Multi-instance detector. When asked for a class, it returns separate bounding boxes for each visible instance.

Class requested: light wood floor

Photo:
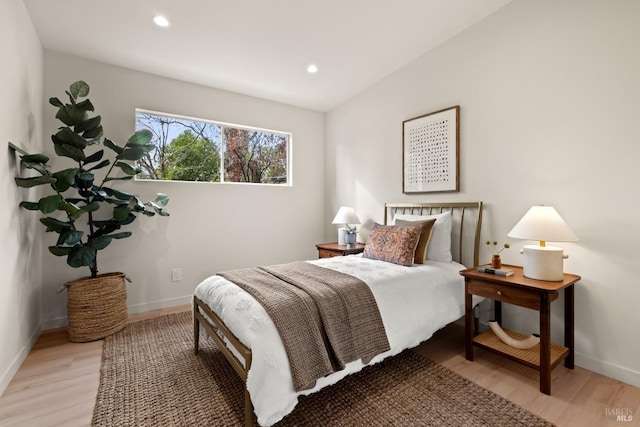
[1,306,638,427]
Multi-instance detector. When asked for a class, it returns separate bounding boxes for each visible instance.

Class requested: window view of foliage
[164,130,220,182]
[135,110,289,184]
[225,128,288,183]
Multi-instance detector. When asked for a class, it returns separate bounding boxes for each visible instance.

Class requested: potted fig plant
[12,81,169,342]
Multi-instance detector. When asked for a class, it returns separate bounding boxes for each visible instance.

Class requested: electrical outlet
[171,268,182,282]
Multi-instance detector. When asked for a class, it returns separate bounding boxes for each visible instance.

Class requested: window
[135,109,291,185]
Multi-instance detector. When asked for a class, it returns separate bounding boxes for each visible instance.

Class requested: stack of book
[477,266,514,276]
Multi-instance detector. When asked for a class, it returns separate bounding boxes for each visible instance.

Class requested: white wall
[41,52,326,328]
[326,0,640,387]
[0,0,43,396]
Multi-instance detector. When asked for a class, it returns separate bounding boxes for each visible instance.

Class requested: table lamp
[332,206,361,245]
[507,205,579,281]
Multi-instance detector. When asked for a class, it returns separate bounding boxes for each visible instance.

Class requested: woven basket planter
[66,272,128,342]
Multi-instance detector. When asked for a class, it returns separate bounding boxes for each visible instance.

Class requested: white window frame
[135,108,292,186]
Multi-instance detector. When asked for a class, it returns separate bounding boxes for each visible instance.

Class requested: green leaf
[120,213,136,226]
[38,195,63,214]
[155,193,169,206]
[113,205,131,221]
[94,189,107,198]
[89,236,112,251]
[40,217,72,233]
[79,202,100,214]
[19,201,40,210]
[76,171,94,189]
[74,99,94,112]
[115,161,139,175]
[104,176,133,182]
[21,153,49,164]
[55,105,87,127]
[103,138,123,154]
[117,145,153,161]
[52,168,77,192]
[54,106,73,126]
[78,189,94,198]
[53,141,85,162]
[67,245,96,268]
[107,232,132,239]
[53,127,88,149]
[104,198,128,206]
[82,125,103,140]
[127,129,153,146]
[49,97,63,107]
[14,176,56,188]
[102,187,133,201]
[76,115,101,132]
[84,149,104,164]
[92,220,121,236]
[87,159,110,171]
[57,230,84,246]
[136,197,146,211]
[146,201,170,216]
[69,81,89,99]
[60,201,82,219]
[49,246,73,256]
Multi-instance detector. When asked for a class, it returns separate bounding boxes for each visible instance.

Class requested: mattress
[194,255,482,426]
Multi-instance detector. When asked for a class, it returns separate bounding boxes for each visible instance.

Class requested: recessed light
[307,64,318,74]
[153,15,170,28]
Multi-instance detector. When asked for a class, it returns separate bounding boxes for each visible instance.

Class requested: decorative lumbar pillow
[363,223,422,266]
[394,210,452,263]
[395,218,436,264]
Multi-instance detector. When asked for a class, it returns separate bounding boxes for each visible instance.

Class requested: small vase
[345,233,357,247]
[491,255,502,269]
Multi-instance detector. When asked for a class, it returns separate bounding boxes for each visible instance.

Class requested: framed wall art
[402,105,459,194]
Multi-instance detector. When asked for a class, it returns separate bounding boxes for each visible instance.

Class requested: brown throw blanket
[218,261,390,391]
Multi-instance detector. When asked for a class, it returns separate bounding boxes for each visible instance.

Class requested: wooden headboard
[384,202,483,267]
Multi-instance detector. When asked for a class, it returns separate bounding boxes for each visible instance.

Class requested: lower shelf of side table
[473,328,569,370]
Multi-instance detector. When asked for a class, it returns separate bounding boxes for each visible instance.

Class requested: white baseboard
[0,324,42,398]
[127,295,193,314]
[575,352,640,388]
[41,315,68,331]
[40,295,193,331]
[454,318,640,388]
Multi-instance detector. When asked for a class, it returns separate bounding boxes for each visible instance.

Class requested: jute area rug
[93,311,554,426]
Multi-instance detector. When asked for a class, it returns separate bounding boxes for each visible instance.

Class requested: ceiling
[24,0,512,112]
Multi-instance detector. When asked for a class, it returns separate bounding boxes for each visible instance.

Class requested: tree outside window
[135,110,290,184]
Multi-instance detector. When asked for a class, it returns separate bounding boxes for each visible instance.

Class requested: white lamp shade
[507,205,578,243]
[331,206,361,226]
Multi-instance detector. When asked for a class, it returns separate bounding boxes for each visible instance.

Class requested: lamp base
[337,228,347,245]
[522,245,566,281]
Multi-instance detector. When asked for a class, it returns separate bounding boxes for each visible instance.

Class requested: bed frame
[193,201,483,427]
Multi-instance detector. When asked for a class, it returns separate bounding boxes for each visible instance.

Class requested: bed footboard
[193,296,256,427]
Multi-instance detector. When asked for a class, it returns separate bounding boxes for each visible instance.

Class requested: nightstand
[460,265,580,395]
[316,242,365,259]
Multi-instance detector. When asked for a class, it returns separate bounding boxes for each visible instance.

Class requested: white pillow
[393,210,452,263]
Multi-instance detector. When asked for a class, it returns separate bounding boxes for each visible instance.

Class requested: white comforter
[194,255,480,426]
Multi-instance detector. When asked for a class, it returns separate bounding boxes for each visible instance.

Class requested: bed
[193,201,483,426]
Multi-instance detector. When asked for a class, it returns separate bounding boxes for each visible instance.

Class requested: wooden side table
[316,242,365,259]
[460,265,580,395]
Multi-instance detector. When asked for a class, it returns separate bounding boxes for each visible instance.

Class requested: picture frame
[402,105,459,194]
